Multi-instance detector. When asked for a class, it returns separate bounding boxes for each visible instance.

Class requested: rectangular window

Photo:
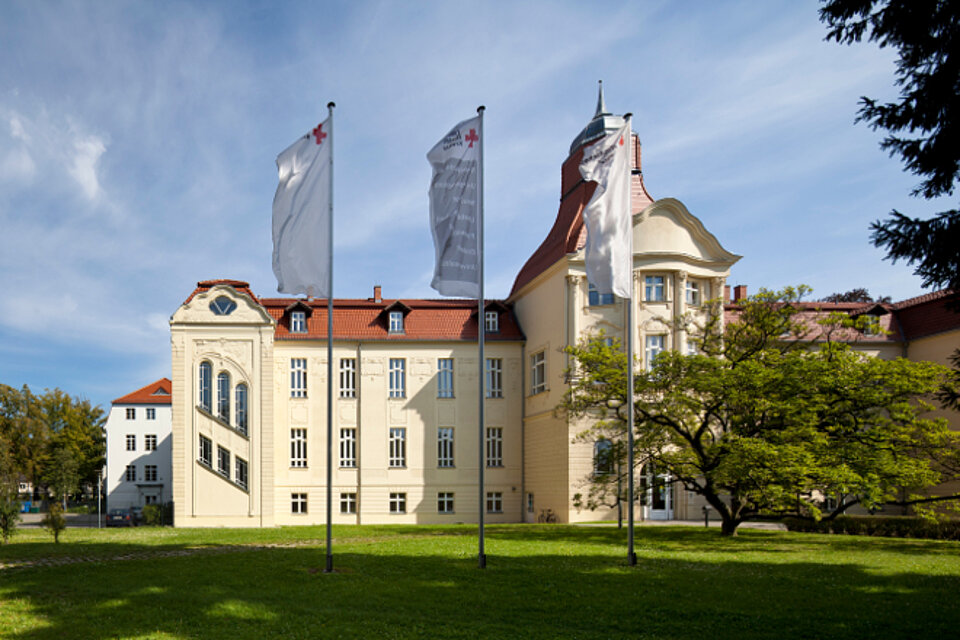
[291,310,307,333]
[339,358,356,398]
[339,428,357,468]
[290,428,307,468]
[126,407,135,420]
[146,407,156,420]
[145,434,157,451]
[437,358,454,398]
[645,335,665,370]
[588,283,615,306]
[125,465,136,482]
[438,492,455,514]
[235,384,248,435]
[292,493,307,514]
[486,491,503,513]
[685,280,700,306]
[645,275,665,302]
[530,351,546,395]
[144,465,158,482]
[235,457,248,490]
[126,434,136,451]
[291,358,307,398]
[484,310,499,333]
[686,339,698,356]
[486,358,503,398]
[389,428,406,468]
[389,358,405,398]
[389,492,406,514]
[340,492,357,514]
[217,373,230,422]
[389,310,404,333]
[198,435,212,467]
[437,427,454,468]
[527,493,534,513]
[486,427,503,467]
[217,446,230,478]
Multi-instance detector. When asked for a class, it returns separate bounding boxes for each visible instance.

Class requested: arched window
[594,439,614,475]
[217,372,231,423]
[199,361,212,412]
[235,383,248,435]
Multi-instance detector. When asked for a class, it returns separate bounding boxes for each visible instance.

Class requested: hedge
[783,515,960,541]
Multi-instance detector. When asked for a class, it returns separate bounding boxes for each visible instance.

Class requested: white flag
[272,116,332,298]
[428,115,482,298]
[579,120,632,298]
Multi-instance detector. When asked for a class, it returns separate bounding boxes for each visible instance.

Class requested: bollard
[702,505,711,527]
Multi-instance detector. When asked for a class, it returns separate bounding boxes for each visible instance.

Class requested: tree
[561,287,960,536]
[820,0,960,295]
[0,439,21,544]
[42,502,66,544]
[822,288,891,303]
[43,447,79,510]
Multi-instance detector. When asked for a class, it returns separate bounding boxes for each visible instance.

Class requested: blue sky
[0,1,946,411]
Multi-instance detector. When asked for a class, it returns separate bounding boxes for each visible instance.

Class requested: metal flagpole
[476,105,487,569]
[325,101,336,574]
[624,113,637,566]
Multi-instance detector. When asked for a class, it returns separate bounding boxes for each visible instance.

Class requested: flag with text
[428,115,482,298]
[272,116,332,297]
[579,120,632,298]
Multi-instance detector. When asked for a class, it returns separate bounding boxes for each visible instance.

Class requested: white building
[105,378,173,509]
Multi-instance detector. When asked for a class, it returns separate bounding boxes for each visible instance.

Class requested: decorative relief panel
[458,358,478,379]
[338,404,357,424]
[412,358,432,377]
[437,403,456,425]
[363,358,383,376]
[389,403,407,425]
[290,404,308,425]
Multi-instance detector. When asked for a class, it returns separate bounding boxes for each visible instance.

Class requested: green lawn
[1,524,959,639]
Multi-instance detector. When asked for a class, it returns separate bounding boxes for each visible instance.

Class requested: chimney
[374,285,382,303]
[724,285,731,304]
[733,285,747,302]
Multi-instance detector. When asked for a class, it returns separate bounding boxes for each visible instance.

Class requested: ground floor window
[340,492,357,514]
[389,492,406,514]
[292,493,308,514]
[437,492,454,513]
[486,491,503,513]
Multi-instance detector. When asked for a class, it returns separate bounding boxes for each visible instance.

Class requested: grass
[1,524,959,639]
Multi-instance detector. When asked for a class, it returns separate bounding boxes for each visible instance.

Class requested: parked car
[106,508,134,527]
[129,506,144,526]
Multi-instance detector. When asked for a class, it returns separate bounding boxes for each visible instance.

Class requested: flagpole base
[324,554,334,573]
[478,553,487,569]
[628,552,637,566]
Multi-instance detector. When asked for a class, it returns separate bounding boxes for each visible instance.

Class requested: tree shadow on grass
[1,534,959,640]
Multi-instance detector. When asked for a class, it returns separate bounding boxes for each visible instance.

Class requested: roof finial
[594,80,608,117]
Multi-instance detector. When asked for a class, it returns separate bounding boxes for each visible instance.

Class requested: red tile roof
[113,378,172,405]
[263,297,524,342]
[723,291,960,344]
[183,280,260,305]
[510,134,653,296]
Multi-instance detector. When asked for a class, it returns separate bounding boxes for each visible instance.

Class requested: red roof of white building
[112,378,172,405]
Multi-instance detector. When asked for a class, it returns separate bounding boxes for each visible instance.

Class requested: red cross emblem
[618,135,624,146]
[312,123,327,145]
[464,128,479,148]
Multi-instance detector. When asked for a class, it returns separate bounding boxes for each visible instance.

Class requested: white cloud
[68,133,106,201]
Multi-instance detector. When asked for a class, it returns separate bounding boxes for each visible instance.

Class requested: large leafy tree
[561,287,959,536]
[820,0,960,294]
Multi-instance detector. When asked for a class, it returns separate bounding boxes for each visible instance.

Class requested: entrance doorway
[644,465,673,520]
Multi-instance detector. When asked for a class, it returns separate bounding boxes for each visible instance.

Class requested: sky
[0,0,948,411]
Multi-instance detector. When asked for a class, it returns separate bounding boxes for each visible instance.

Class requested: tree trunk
[720,517,740,536]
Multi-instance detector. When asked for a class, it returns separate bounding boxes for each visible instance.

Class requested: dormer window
[862,315,881,336]
[210,296,237,316]
[389,311,404,333]
[291,311,307,333]
[484,310,499,333]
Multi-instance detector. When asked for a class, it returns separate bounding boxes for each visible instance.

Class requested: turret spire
[594,80,608,117]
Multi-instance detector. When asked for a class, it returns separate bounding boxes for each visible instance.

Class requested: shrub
[42,502,67,543]
[783,516,960,540]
